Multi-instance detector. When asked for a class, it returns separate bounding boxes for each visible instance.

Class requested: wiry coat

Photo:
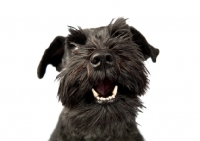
[37,18,159,141]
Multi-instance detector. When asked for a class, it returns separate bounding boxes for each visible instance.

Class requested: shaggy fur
[37,18,159,141]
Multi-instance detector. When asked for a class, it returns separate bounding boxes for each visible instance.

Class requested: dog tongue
[95,79,114,96]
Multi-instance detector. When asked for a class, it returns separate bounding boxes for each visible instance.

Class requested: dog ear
[129,26,159,62]
[37,36,66,79]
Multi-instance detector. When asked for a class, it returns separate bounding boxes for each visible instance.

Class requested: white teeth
[92,88,99,98]
[100,97,105,101]
[91,85,118,102]
[112,85,118,96]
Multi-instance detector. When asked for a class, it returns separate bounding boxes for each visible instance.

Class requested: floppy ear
[129,26,159,62]
[37,36,66,79]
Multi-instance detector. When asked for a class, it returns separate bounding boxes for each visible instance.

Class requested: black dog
[37,18,159,141]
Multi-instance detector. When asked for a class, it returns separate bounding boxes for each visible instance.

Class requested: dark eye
[72,47,79,55]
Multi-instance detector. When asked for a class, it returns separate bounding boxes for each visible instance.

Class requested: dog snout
[90,51,114,69]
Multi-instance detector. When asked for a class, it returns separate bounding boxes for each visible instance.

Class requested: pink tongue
[95,79,114,96]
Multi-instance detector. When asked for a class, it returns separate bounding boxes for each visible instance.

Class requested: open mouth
[91,79,118,103]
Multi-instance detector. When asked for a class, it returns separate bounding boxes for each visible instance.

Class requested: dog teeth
[92,88,99,98]
[100,97,105,100]
[112,85,118,96]
[92,85,118,102]
[111,95,115,99]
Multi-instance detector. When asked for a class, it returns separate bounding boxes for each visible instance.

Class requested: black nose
[90,51,114,69]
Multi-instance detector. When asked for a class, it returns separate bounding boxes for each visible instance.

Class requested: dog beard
[60,95,143,139]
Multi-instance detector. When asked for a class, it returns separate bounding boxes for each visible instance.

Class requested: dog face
[38,18,159,107]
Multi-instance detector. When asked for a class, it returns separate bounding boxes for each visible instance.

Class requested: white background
[0,0,200,141]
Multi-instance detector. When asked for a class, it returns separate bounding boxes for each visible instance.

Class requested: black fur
[37,18,159,141]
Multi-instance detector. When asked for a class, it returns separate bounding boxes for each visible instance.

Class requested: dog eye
[72,47,79,55]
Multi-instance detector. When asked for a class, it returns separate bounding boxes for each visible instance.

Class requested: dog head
[37,18,159,134]
[37,18,159,133]
[38,18,159,106]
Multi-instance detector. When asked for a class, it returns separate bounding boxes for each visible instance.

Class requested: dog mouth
[91,79,118,103]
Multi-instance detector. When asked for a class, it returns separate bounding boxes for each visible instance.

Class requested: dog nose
[90,52,114,69]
